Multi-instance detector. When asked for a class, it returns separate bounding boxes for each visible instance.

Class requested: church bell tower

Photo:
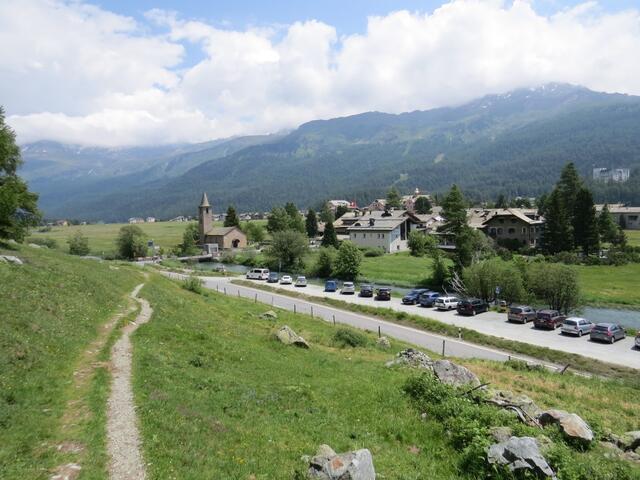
[198,192,212,246]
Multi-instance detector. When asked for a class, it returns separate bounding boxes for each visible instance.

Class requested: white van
[434,296,460,311]
[246,268,270,280]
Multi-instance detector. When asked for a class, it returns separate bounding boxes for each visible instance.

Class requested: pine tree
[573,187,600,256]
[224,206,240,227]
[439,185,474,270]
[305,208,318,237]
[598,204,619,244]
[542,189,573,254]
[321,221,338,248]
[319,203,334,223]
[284,202,305,233]
[414,196,432,214]
[495,194,508,209]
[267,207,290,233]
[386,186,402,209]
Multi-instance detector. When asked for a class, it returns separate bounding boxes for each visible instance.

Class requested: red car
[533,309,566,330]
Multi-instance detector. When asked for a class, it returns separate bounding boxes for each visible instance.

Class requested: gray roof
[205,226,241,236]
[199,192,211,207]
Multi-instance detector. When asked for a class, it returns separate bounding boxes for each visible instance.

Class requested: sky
[1,0,640,147]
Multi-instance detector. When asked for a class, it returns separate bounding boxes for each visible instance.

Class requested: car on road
[324,280,338,292]
[267,272,279,283]
[341,282,355,295]
[434,296,460,311]
[280,275,293,285]
[375,287,392,301]
[560,317,594,337]
[246,268,270,280]
[418,291,440,307]
[359,284,374,297]
[590,323,626,344]
[402,288,429,305]
[533,309,566,330]
[295,276,307,287]
[507,305,537,324]
[457,298,489,316]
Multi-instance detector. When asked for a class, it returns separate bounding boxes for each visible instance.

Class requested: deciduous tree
[116,225,148,260]
[266,230,308,270]
[333,241,362,280]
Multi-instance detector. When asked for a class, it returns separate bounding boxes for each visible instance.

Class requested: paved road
[163,272,580,370]
[232,278,640,370]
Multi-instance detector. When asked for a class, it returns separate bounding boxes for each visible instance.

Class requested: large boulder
[376,336,391,349]
[385,348,433,370]
[486,389,543,425]
[487,436,556,479]
[308,445,376,480]
[260,310,278,320]
[432,360,480,388]
[619,431,640,451]
[0,255,23,265]
[275,326,309,349]
[537,410,593,444]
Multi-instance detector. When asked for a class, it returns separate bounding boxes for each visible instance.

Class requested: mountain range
[19,83,640,222]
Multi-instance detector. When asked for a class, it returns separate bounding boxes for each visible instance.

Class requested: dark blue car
[418,291,440,307]
[324,280,338,292]
[402,288,429,305]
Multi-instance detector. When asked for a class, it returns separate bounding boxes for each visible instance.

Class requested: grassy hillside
[0,244,141,479]
[133,274,640,478]
[576,263,640,308]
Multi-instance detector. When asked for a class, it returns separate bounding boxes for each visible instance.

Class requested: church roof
[199,192,211,207]
[205,226,242,236]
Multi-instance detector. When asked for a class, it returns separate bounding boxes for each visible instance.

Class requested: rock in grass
[385,348,433,370]
[432,360,480,388]
[619,431,640,451]
[376,336,391,349]
[260,310,278,320]
[28,243,42,248]
[308,445,376,479]
[276,325,309,349]
[537,410,593,445]
[0,255,23,265]
[490,426,513,443]
[487,436,556,478]
[486,389,543,424]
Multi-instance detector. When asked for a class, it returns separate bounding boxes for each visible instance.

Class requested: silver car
[341,282,355,295]
[434,296,459,311]
[295,276,307,287]
[561,317,593,337]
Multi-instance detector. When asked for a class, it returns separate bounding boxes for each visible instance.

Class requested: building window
[522,227,526,234]
[381,234,384,238]
[353,233,357,238]
[363,233,366,239]
[508,228,516,234]
[497,228,503,235]
[629,215,638,221]
[499,219,504,224]
[511,219,516,224]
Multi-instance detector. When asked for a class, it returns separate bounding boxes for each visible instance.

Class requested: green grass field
[359,251,437,287]
[625,230,640,247]
[0,244,142,479]
[576,263,640,308]
[28,221,196,255]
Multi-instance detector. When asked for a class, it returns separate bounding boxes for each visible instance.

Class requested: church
[198,193,247,253]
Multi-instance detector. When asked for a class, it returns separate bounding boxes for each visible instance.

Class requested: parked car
[418,291,440,307]
[324,280,338,292]
[434,296,460,311]
[590,323,626,344]
[635,331,640,349]
[267,272,279,283]
[341,282,355,295]
[533,310,566,330]
[560,317,594,337]
[457,298,489,316]
[295,276,307,287]
[375,287,392,301]
[402,288,429,305]
[507,305,537,324]
[246,268,270,280]
[280,275,293,285]
[359,284,374,297]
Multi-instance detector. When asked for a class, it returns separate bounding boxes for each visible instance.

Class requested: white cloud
[2,0,640,146]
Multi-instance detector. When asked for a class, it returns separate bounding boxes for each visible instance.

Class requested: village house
[596,204,640,230]
[128,217,145,224]
[347,210,423,253]
[468,208,544,248]
[198,193,247,253]
[326,199,357,213]
[145,217,156,223]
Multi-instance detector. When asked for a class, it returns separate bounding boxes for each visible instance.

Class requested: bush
[552,251,581,265]
[362,247,384,257]
[182,275,204,294]
[220,251,236,264]
[116,225,148,260]
[67,231,90,256]
[30,237,57,249]
[332,328,367,348]
[313,246,336,278]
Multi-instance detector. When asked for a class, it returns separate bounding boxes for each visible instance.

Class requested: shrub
[116,225,148,260]
[182,275,204,294]
[30,237,57,249]
[333,241,362,280]
[314,246,336,278]
[220,251,236,264]
[67,231,90,256]
[362,247,384,257]
[332,328,367,348]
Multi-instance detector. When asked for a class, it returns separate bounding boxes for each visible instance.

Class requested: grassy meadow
[576,263,640,308]
[0,244,142,479]
[625,230,640,247]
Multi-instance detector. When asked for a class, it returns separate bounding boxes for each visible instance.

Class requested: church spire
[200,192,210,208]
